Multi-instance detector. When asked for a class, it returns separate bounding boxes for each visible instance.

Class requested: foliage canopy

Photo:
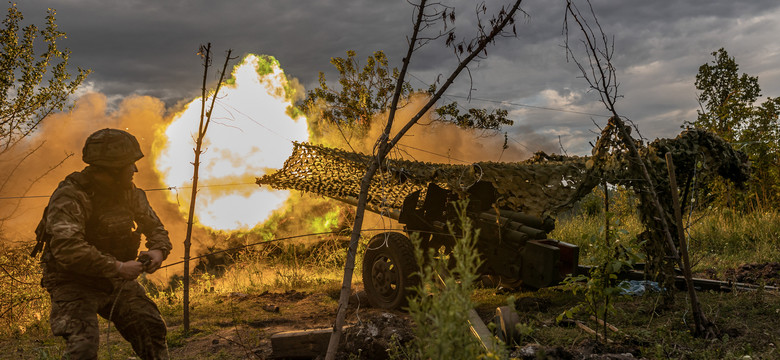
[0,4,89,153]
[299,50,513,143]
[686,48,779,209]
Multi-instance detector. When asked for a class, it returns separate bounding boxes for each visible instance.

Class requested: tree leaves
[686,48,779,208]
[434,101,513,131]
[299,49,515,141]
[299,50,404,131]
[0,4,89,153]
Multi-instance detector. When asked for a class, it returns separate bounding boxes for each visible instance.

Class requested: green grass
[553,208,780,273]
[2,207,779,359]
[551,212,644,264]
[687,208,780,271]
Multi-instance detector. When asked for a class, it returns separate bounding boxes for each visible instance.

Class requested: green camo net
[256,118,750,287]
[257,119,748,220]
[257,142,592,217]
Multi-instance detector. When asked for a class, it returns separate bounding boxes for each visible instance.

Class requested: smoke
[0,92,209,279]
[0,73,559,282]
[313,94,558,164]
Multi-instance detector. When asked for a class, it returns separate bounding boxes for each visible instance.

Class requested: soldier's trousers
[45,278,169,360]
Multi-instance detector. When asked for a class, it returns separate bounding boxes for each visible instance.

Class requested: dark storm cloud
[17,1,413,104]
[14,0,780,155]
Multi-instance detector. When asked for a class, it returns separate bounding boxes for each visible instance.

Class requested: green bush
[558,215,644,343]
[0,243,50,338]
[399,200,491,359]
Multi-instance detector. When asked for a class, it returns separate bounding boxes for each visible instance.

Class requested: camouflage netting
[586,118,750,291]
[256,142,594,218]
[256,119,750,292]
[256,120,749,222]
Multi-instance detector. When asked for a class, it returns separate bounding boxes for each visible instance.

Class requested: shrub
[0,243,50,337]
[400,200,490,359]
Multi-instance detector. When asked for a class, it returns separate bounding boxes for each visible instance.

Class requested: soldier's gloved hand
[116,260,144,280]
[139,249,164,274]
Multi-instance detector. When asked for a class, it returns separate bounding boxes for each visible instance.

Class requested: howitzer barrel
[497,209,555,232]
[502,228,530,245]
[330,196,401,220]
[478,213,547,239]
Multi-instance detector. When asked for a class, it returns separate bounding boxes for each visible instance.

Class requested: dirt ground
[723,262,780,287]
[3,262,777,359]
[165,287,416,360]
[158,262,779,359]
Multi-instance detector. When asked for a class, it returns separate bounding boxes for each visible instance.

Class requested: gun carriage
[259,126,756,351]
[258,143,590,310]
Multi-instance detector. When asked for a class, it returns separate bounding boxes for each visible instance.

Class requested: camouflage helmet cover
[82,128,144,167]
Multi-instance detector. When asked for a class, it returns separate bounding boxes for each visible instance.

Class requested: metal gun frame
[340,181,580,310]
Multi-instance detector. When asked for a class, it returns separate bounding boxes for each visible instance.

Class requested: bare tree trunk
[323,2,427,356]
[564,0,682,270]
[666,153,716,338]
[324,1,525,358]
[565,0,716,338]
[602,180,609,343]
[323,161,379,359]
[183,44,233,334]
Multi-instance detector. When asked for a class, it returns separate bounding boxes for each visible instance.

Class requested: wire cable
[406,70,611,118]
[446,94,610,118]
[106,280,127,360]
[0,182,257,201]
[158,227,454,270]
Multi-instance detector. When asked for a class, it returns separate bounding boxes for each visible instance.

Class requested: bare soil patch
[3,263,779,359]
[724,262,780,287]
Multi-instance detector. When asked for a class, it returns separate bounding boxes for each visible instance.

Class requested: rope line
[0,182,257,201]
[406,71,611,118]
[157,227,453,270]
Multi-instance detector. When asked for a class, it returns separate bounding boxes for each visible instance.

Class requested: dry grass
[2,208,779,359]
[0,234,354,359]
[553,208,780,272]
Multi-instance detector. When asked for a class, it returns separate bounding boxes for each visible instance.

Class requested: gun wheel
[362,232,419,310]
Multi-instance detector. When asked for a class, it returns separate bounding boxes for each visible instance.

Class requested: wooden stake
[576,321,613,343]
[589,315,620,333]
[665,153,714,337]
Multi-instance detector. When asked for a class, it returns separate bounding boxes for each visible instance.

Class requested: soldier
[32,128,172,359]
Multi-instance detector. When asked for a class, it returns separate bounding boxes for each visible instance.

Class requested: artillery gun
[260,127,756,352]
[258,142,589,310]
[348,180,579,309]
[256,122,754,310]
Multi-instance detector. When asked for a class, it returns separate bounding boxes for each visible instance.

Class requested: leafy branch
[324,1,525,358]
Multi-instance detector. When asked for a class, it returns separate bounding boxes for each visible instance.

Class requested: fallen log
[270,326,352,359]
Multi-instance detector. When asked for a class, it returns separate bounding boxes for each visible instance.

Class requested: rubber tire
[362,232,419,310]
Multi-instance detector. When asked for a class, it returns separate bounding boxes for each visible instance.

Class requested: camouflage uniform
[36,129,172,360]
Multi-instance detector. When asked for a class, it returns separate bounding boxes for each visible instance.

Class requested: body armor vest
[84,184,141,262]
[34,170,142,262]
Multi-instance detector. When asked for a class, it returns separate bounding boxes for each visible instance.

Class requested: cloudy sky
[16,0,780,156]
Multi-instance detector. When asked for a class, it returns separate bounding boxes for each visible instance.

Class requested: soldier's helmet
[82,128,144,167]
